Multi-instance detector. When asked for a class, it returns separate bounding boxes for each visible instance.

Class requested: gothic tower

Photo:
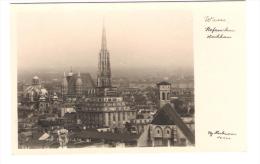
[157,81,171,108]
[61,72,68,98]
[97,23,111,88]
[76,72,83,96]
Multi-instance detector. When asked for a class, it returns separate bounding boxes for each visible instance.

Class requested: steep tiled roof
[68,73,95,88]
[151,103,195,144]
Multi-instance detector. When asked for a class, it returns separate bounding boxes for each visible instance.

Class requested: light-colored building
[78,96,136,128]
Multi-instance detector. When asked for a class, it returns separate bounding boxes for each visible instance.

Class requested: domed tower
[61,72,68,97]
[32,76,40,86]
[76,72,83,96]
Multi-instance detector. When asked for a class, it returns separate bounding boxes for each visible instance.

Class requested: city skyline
[14,3,195,149]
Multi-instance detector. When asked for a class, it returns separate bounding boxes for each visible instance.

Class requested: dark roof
[70,131,139,142]
[151,103,195,144]
[157,81,171,86]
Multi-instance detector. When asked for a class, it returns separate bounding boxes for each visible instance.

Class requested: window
[113,113,115,121]
[123,112,125,120]
[162,92,165,100]
[157,130,160,134]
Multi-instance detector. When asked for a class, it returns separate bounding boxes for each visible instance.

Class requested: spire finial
[101,18,107,50]
[70,66,72,73]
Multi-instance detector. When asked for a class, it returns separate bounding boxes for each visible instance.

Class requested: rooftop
[151,103,195,144]
[157,81,171,86]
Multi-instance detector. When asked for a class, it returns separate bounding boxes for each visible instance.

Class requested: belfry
[97,22,111,88]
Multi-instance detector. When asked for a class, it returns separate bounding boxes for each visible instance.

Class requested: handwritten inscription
[205,16,226,23]
[204,16,235,39]
[208,130,237,140]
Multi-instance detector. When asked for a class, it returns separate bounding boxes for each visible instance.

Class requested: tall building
[97,23,111,88]
[78,23,135,129]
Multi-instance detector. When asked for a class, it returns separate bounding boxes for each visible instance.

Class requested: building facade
[78,96,136,128]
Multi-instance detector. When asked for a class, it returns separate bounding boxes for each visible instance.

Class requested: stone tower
[76,72,83,96]
[157,81,171,108]
[61,72,68,98]
[97,22,111,88]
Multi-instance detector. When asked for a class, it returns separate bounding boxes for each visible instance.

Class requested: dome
[23,77,48,102]
[32,76,40,85]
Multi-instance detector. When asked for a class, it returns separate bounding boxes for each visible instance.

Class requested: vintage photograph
[13,3,195,149]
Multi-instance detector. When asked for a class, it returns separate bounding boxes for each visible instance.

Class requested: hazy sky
[12,3,193,72]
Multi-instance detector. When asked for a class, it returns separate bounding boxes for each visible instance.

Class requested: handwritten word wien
[204,16,226,23]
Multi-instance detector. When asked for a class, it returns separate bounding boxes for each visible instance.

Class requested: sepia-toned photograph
[12,2,195,149]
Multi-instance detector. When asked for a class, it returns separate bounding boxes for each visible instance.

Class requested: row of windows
[85,102,126,107]
[95,97,122,102]
[153,126,177,138]
[80,111,135,125]
[107,112,127,123]
[132,119,151,124]
[82,106,129,111]
[161,92,170,100]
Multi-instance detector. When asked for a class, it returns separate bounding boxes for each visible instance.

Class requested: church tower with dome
[23,76,48,104]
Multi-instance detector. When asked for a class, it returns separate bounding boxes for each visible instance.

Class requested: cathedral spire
[97,20,111,88]
[101,20,107,50]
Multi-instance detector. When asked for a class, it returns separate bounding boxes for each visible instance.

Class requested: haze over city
[12,3,193,76]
